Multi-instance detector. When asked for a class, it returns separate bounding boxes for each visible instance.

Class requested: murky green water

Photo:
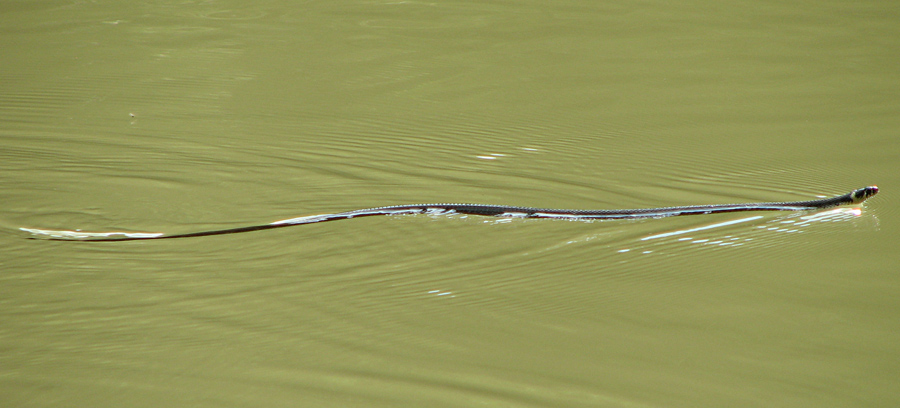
[2,1,898,407]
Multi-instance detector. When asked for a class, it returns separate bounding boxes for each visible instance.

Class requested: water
[2,1,898,407]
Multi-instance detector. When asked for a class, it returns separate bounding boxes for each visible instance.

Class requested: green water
[2,1,898,407]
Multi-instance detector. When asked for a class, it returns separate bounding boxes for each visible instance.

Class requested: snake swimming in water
[21,186,878,241]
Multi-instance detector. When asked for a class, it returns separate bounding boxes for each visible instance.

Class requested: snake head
[850,186,879,204]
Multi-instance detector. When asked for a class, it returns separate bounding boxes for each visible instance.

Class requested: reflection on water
[1,0,898,407]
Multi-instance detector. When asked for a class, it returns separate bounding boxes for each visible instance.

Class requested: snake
[21,186,878,241]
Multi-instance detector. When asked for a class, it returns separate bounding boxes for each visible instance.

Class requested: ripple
[194,9,268,21]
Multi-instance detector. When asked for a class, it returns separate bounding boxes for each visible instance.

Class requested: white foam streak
[20,227,164,239]
[270,214,332,225]
[641,216,764,241]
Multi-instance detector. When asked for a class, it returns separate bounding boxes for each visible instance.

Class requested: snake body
[21,186,878,241]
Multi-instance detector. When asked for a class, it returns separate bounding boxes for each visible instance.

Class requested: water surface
[2,1,898,407]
